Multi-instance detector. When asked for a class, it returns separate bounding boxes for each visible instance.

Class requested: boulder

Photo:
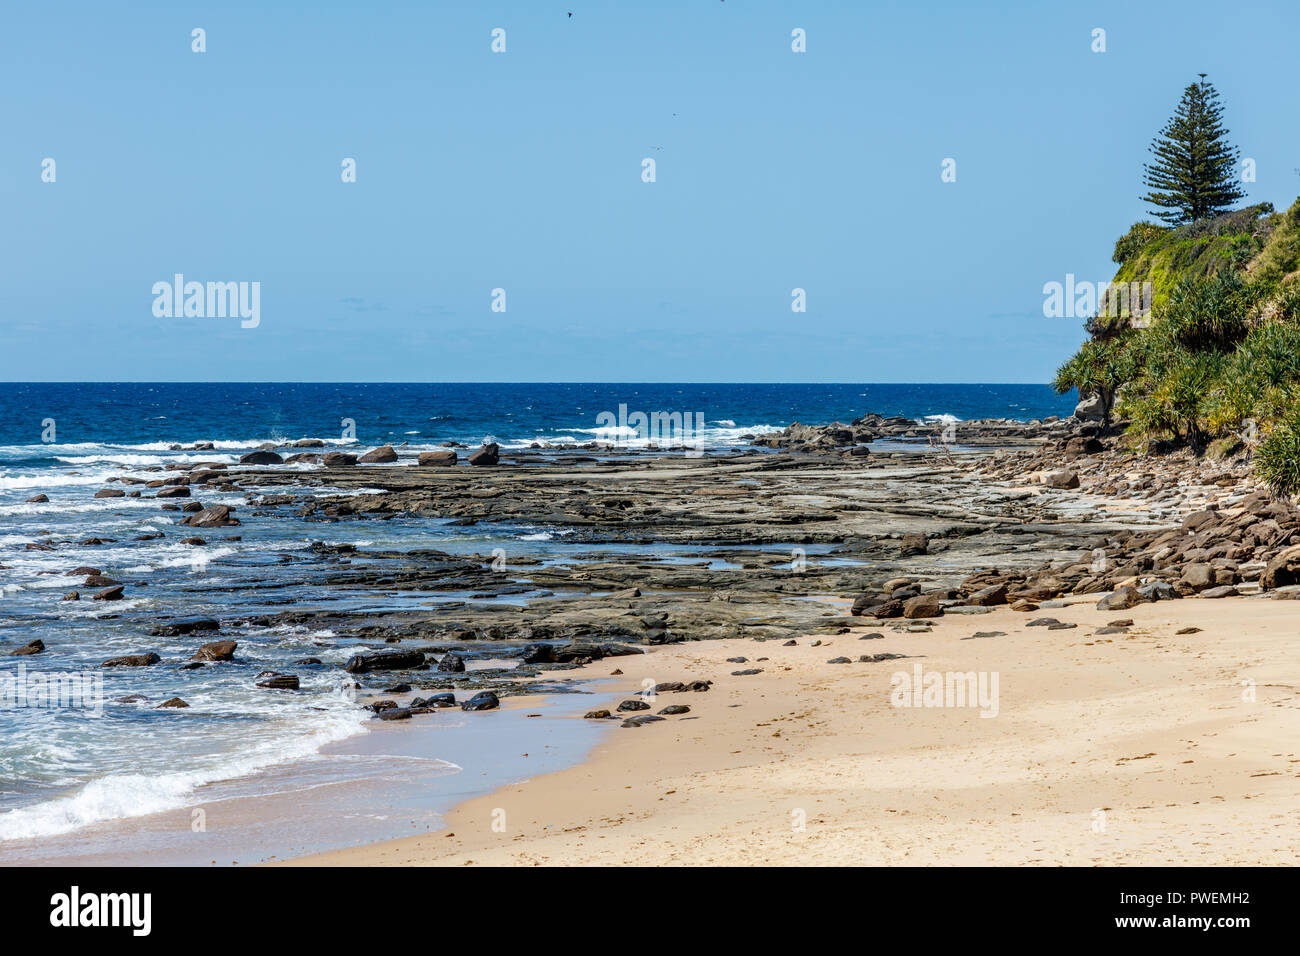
[468,443,500,467]
[871,599,905,619]
[1180,563,1214,591]
[1261,545,1300,589]
[256,673,299,690]
[154,617,219,637]
[967,583,1008,606]
[239,451,284,465]
[902,593,943,619]
[418,450,458,467]
[343,650,426,673]
[183,505,239,528]
[1096,586,1139,610]
[26,494,48,503]
[192,640,237,662]
[1073,391,1106,421]
[9,640,44,656]
[92,585,125,601]
[1043,470,1080,489]
[461,691,500,711]
[359,445,398,464]
[323,452,358,467]
[94,489,125,498]
[156,486,191,498]
[621,714,666,728]
[521,642,555,664]
[103,653,160,667]
[157,698,190,708]
[436,651,466,673]
[1063,436,1104,456]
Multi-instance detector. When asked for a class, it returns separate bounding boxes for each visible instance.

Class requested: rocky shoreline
[14,411,1293,723]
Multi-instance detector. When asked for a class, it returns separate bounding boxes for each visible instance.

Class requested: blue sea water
[0,383,1074,852]
[0,382,1075,452]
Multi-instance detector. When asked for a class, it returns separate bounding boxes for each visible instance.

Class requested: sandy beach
[293,595,1300,867]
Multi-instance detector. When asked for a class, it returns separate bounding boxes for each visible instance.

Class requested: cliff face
[1098,199,1300,331]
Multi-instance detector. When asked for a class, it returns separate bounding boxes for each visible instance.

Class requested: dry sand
[290,597,1300,866]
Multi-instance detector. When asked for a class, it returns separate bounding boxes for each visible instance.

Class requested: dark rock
[468,443,500,467]
[344,650,426,673]
[103,653,160,667]
[157,697,189,708]
[239,451,284,465]
[418,450,458,467]
[191,640,237,662]
[437,651,467,673]
[156,486,191,498]
[902,593,943,619]
[92,585,125,601]
[658,704,691,715]
[731,668,763,676]
[359,445,398,464]
[1096,587,1139,611]
[323,452,358,467]
[968,583,1008,606]
[1261,545,1300,589]
[617,699,651,712]
[10,640,44,656]
[256,673,300,690]
[1043,470,1080,489]
[183,505,239,528]
[521,642,554,664]
[155,617,220,637]
[584,709,612,719]
[461,691,500,711]
[621,714,666,728]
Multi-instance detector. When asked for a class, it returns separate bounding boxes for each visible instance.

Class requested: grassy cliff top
[1099,198,1300,330]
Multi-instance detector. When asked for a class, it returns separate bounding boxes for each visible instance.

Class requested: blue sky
[2,0,1298,382]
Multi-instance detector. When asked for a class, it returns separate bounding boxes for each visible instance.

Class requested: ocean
[0,382,1075,852]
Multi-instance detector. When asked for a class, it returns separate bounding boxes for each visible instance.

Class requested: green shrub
[1256,409,1300,497]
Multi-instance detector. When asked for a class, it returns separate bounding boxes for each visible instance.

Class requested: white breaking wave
[0,690,367,842]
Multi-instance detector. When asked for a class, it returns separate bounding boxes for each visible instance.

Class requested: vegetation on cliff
[1054,78,1300,495]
